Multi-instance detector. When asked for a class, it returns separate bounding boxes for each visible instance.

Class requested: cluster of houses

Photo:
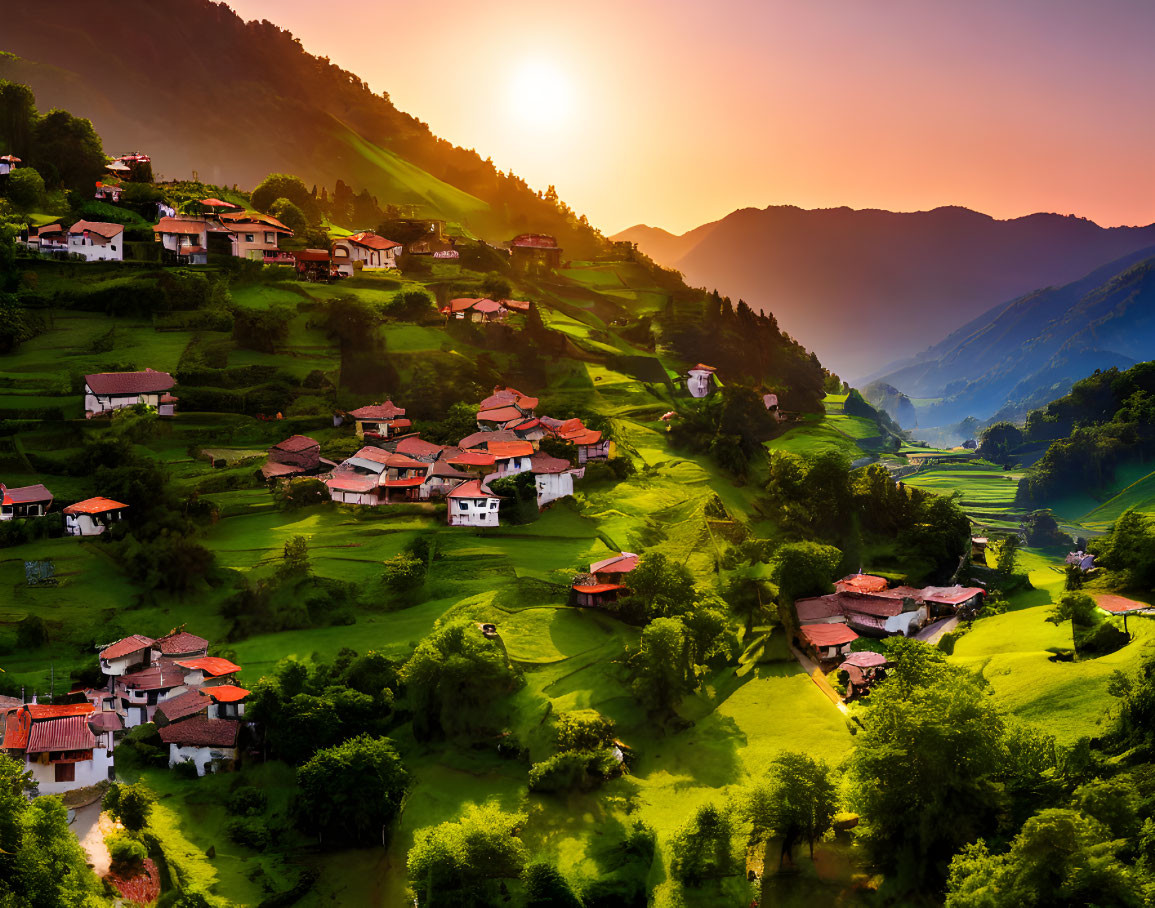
[1,481,128,537]
[0,628,247,794]
[441,296,532,322]
[257,387,609,526]
[794,571,985,669]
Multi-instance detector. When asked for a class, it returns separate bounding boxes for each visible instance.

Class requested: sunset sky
[226,0,1155,236]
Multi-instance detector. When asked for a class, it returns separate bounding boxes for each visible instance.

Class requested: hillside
[0,0,603,254]
[612,206,1155,378]
[875,249,1155,426]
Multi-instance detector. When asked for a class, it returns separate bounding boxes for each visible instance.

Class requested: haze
[226,0,1155,236]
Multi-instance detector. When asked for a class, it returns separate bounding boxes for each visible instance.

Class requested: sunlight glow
[505,58,576,132]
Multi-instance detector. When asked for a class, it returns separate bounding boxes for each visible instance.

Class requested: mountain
[861,381,918,429]
[614,221,717,265]
[612,206,1155,378]
[0,0,602,255]
[872,247,1155,426]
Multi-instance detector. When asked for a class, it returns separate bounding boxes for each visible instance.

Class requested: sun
[505,58,576,132]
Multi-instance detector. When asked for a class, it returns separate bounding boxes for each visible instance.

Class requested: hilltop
[613,205,1155,378]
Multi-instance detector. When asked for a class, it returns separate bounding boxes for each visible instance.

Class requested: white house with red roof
[483,440,535,478]
[0,482,53,520]
[421,458,471,499]
[116,664,187,727]
[571,552,637,608]
[798,623,859,661]
[175,656,242,688]
[67,220,125,262]
[83,368,175,418]
[99,634,155,677]
[159,718,241,776]
[0,153,19,176]
[529,451,581,507]
[541,416,610,463]
[153,216,209,263]
[93,181,123,202]
[218,210,294,263]
[686,364,718,398]
[25,222,67,256]
[447,479,502,527]
[63,497,128,536]
[350,401,408,439]
[0,702,114,794]
[342,232,402,270]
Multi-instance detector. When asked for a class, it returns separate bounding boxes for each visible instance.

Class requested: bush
[527,749,619,793]
[556,710,615,751]
[226,786,268,817]
[171,760,199,780]
[107,833,147,873]
[381,553,425,593]
[226,816,283,849]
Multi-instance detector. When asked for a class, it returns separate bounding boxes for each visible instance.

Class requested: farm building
[67,220,124,262]
[838,651,890,699]
[798,623,859,661]
[63,497,128,536]
[350,401,409,438]
[685,364,718,398]
[261,434,323,480]
[919,586,985,619]
[447,479,502,527]
[0,482,53,520]
[83,368,176,418]
[794,590,929,638]
[509,233,562,274]
[159,718,241,777]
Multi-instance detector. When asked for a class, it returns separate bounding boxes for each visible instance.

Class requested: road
[70,802,110,877]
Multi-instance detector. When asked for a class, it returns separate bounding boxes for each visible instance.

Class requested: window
[244,233,255,243]
[458,501,469,511]
[111,245,116,251]
[265,232,275,243]
[55,762,75,783]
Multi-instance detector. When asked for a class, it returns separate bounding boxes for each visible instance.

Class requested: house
[590,552,639,583]
[972,537,989,563]
[509,233,562,274]
[67,220,125,262]
[292,248,335,281]
[446,450,497,478]
[175,656,242,688]
[838,651,890,699]
[530,451,581,507]
[447,479,502,527]
[543,417,610,463]
[0,154,19,176]
[154,630,209,660]
[344,232,402,270]
[834,573,889,595]
[205,685,249,720]
[393,435,446,462]
[1065,550,1095,572]
[350,401,408,438]
[485,441,535,478]
[421,459,471,499]
[154,689,210,726]
[99,635,155,678]
[686,364,718,398]
[572,580,625,608]
[26,223,67,256]
[64,497,128,536]
[794,591,929,638]
[798,623,859,661]
[116,664,187,727]
[159,392,179,417]
[477,389,538,431]
[93,181,123,202]
[220,211,294,263]
[159,718,240,776]
[84,368,176,417]
[458,429,520,450]
[445,298,508,322]
[762,393,785,422]
[0,703,114,794]
[261,435,322,480]
[0,483,53,520]
[325,471,381,506]
[153,217,209,264]
[919,586,985,619]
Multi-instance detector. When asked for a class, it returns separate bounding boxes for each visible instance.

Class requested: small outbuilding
[63,497,128,536]
[159,718,240,776]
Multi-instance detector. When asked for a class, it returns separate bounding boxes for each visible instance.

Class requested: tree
[723,564,776,638]
[274,477,330,509]
[30,109,105,192]
[555,710,615,752]
[389,289,435,321]
[994,533,1020,576]
[407,804,526,906]
[0,295,45,353]
[668,803,736,886]
[747,751,838,866]
[296,735,409,847]
[113,782,155,832]
[945,809,1140,908]
[269,197,307,234]
[381,552,425,593]
[629,617,694,715]
[281,535,310,576]
[618,552,697,620]
[251,173,320,223]
[6,166,45,211]
[978,422,1025,466]
[1088,508,1155,591]
[399,618,521,740]
[524,861,582,908]
[0,80,38,157]
[3,788,103,907]
[1046,591,1098,629]
[480,272,512,301]
[768,541,842,605]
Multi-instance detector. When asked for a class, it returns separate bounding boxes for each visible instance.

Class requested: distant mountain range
[869,247,1155,426]
[0,0,602,255]
[613,206,1155,378]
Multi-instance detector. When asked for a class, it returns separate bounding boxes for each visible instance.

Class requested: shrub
[382,553,425,593]
[556,710,615,752]
[107,833,147,873]
[226,816,283,850]
[171,760,199,780]
[226,786,268,817]
[527,749,619,793]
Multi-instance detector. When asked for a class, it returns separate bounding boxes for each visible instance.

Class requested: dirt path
[70,802,111,877]
[915,616,959,644]
[791,644,849,715]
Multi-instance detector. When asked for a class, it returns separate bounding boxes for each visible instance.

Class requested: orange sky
[225,0,1155,236]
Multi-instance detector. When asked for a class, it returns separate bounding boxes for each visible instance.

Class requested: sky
[225,0,1155,236]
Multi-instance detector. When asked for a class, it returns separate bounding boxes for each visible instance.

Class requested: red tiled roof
[448,479,501,500]
[842,596,904,618]
[384,453,429,470]
[487,441,534,458]
[158,632,209,656]
[472,299,504,314]
[1,483,53,505]
[567,430,604,446]
[920,586,985,605]
[395,436,444,458]
[85,369,174,395]
[27,715,96,753]
[512,418,541,432]
[350,446,392,465]
[458,429,518,449]
[348,231,401,250]
[293,249,331,262]
[199,197,239,208]
[510,234,559,249]
[159,718,240,748]
[272,435,319,453]
[799,624,859,647]
[835,574,890,594]
[794,595,845,622]
[99,635,154,660]
[65,497,128,516]
[449,451,496,467]
[155,690,209,723]
[261,462,302,479]
[841,651,889,668]
[450,297,481,312]
[2,708,30,749]
[326,473,380,493]
[69,220,124,239]
[572,583,624,594]
[427,461,470,479]
[120,666,185,691]
[205,685,250,703]
[384,476,426,488]
[26,703,95,719]
[1095,594,1153,614]
[530,452,572,474]
[479,388,525,409]
[690,363,717,373]
[590,553,638,575]
[477,406,524,423]
[88,712,122,732]
[177,657,241,677]
[154,217,207,235]
[502,299,532,311]
[351,401,406,420]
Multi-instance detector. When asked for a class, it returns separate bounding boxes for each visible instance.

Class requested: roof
[590,553,639,575]
[799,624,859,647]
[841,651,890,669]
[205,685,250,703]
[395,436,445,458]
[99,635,154,660]
[155,690,209,724]
[510,233,560,248]
[261,462,303,479]
[154,217,207,235]
[2,708,30,749]
[842,596,904,618]
[85,369,175,395]
[159,718,240,748]
[795,595,845,623]
[64,497,128,516]
[502,299,531,311]
[326,473,380,493]
[512,418,541,432]
[1,483,53,505]
[427,461,470,479]
[69,220,124,239]
[472,299,504,314]
[27,715,97,753]
[835,574,889,594]
[350,446,392,465]
[477,406,525,424]
[157,632,209,656]
[572,583,625,594]
[293,249,331,262]
[272,435,319,453]
[689,363,717,373]
[199,197,239,208]
[88,712,123,732]
[447,479,501,500]
[567,429,604,446]
[348,232,401,250]
[487,441,534,458]
[384,453,429,470]
[448,451,496,467]
[120,666,185,691]
[384,476,426,489]
[351,401,406,420]
[530,452,573,474]
[1095,594,1154,615]
[177,657,241,677]
[458,429,519,449]
[450,297,480,313]
[920,586,985,605]
[26,703,94,719]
